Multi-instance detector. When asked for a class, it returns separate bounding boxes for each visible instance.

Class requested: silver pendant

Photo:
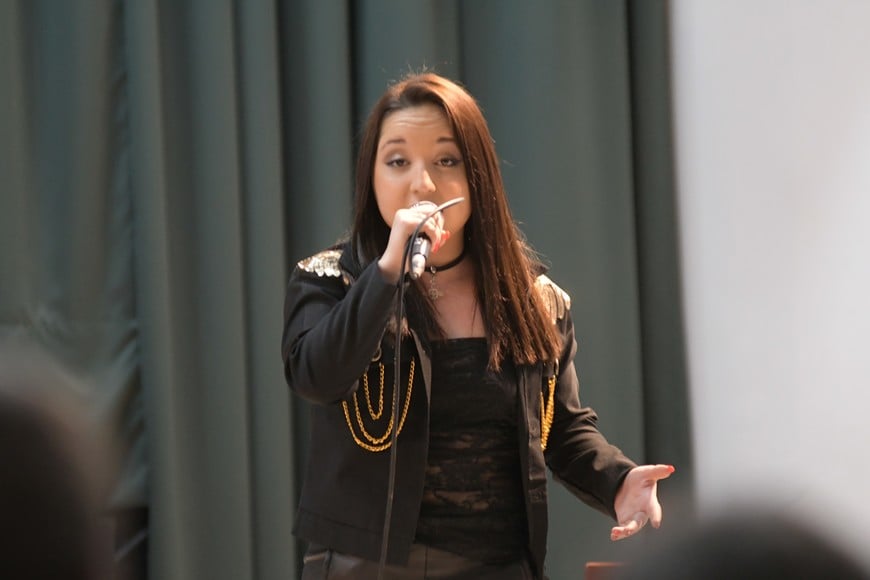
[428,268,442,300]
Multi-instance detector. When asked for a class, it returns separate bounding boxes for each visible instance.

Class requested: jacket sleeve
[281,255,398,404]
[544,307,637,520]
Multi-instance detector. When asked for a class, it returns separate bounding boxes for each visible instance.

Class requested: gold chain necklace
[540,372,556,451]
[341,359,415,452]
[343,353,557,453]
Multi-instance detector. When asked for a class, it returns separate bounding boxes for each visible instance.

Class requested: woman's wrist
[377,253,403,284]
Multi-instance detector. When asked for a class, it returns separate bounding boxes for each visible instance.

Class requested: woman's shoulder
[296,248,343,277]
[533,273,572,323]
[293,241,356,286]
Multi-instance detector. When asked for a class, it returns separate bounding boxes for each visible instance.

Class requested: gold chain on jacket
[341,359,415,452]
[540,367,557,452]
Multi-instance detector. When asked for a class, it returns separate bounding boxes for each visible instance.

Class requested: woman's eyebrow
[379,137,405,149]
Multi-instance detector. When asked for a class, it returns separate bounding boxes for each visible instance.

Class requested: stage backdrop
[0,1,690,578]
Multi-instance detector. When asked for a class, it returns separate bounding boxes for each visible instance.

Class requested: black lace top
[415,338,528,564]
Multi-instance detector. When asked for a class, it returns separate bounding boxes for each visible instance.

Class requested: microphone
[405,197,465,281]
[409,235,431,280]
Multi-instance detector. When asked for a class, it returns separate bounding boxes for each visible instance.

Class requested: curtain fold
[236,2,296,578]
[626,0,695,515]
[124,0,194,577]
[0,0,34,325]
[280,1,355,259]
[126,1,294,578]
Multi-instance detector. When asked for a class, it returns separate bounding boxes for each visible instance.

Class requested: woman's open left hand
[611,464,675,541]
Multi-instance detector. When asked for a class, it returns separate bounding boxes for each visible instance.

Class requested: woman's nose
[411,166,436,193]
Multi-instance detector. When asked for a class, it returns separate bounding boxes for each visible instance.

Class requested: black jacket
[281,243,636,579]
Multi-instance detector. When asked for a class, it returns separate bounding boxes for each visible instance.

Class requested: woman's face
[373,103,472,243]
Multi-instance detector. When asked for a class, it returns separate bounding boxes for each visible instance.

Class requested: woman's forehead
[378,104,454,144]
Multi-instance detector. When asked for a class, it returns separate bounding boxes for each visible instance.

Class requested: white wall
[670,0,870,562]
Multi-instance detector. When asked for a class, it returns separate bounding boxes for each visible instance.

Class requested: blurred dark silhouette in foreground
[0,345,118,580]
[618,508,870,580]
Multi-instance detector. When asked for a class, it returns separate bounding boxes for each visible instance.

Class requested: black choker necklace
[427,246,467,273]
[424,246,467,300]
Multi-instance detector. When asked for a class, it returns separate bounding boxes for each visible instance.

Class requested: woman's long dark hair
[351,73,560,369]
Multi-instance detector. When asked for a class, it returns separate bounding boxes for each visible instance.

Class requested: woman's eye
[386,158,408,167]
[437,156,461,167]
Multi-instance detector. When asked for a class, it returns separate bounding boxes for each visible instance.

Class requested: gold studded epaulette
[534,274,571,324]
[296,249,350,285]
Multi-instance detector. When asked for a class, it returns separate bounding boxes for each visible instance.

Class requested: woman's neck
[423,260,485,338]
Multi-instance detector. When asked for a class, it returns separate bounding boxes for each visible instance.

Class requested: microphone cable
[376,197,465,580]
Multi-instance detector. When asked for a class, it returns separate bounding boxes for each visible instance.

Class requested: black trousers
[301,543,535,580]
